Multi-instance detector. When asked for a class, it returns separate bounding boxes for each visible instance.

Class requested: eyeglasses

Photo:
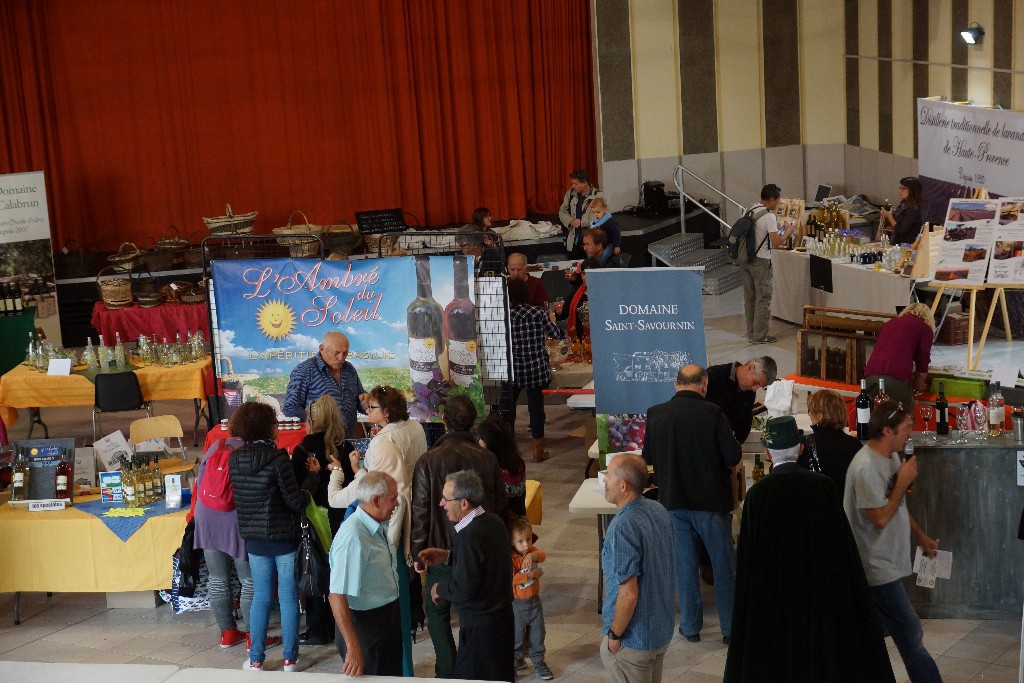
[439,496,464,505]
[367,405,382,411]
[886,402,906,420]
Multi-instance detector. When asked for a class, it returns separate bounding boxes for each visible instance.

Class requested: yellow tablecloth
[525,479,542,526]
[0,357,211,428]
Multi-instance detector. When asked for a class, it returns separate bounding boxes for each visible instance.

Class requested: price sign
[28,500,66,512]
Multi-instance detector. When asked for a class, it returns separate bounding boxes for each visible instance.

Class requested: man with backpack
[736,183,794,344]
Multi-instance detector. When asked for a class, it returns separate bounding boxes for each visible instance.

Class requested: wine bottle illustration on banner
[407,256,447,385]
[444,256,478,387]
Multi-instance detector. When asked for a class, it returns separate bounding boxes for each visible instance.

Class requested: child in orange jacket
[510,517,552,680]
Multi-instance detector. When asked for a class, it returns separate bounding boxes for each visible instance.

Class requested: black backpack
[727,207,770,263]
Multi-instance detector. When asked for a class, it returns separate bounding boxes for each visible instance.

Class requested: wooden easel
[928,283,1020,370]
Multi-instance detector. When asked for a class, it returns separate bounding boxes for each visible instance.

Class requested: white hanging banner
[0,171,51,242]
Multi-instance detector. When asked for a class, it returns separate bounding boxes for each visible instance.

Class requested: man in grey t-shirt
[741,183,794,344]
[844,400,943,683]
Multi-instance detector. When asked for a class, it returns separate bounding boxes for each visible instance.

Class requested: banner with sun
[210,257,485,421]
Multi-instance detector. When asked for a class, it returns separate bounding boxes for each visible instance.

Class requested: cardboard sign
[28,500,66,512]
[93,431,132,471]
[100,471,123,503]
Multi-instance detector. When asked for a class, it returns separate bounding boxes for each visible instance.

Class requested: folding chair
[92,372,153,445]
[129,415,189,462]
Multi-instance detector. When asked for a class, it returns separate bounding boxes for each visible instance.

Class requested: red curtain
[1,0,596,253]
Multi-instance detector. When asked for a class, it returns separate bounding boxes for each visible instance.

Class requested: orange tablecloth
[0,357,212,428]
[203,423,308,455]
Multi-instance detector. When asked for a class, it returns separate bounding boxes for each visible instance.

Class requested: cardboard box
[937,313,981,346]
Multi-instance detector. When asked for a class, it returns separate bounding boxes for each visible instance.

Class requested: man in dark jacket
[706,356,777,444]
[420,470,515,683]
[725,417,896,682]
[642,365,741,645]
[411,395,508,678]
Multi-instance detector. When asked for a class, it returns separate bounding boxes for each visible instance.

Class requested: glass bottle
[121,458,138,509]
[10,447,30,501]
[12,283,23,315]
[872,378,890,407]
[751,453,765,482]
[443,255,477,387]
[856,379,871,440]
[114,332,126,369]
[406,256,447,385]
[935,382,949,436]
[54,448,73,501]
[96,334,110,371]
[988,382,1005,436]
[142,454,155,503]
[152,454,164,498]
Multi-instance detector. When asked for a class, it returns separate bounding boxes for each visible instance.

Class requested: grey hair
[612,454,648,493]
[321,331,347,346]
[355,470,394,502]
[767,444,800,464]
[749,356,778,384]
[508,252,527,265]
[675,365,707,387]
[446,469,484,506]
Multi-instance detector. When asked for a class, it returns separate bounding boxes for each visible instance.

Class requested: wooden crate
[797,329,877,385]
[936,313,981,345]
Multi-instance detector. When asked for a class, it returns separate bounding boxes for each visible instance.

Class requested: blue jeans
[248,551,299,664]
[670,508,735,638]
[870,580,942,683]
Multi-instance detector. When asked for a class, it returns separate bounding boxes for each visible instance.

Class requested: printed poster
[210,256,487,422]
[586,267,707,457]
[932,199,997,286]
[988,198,1024,285]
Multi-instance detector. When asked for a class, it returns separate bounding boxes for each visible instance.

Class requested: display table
[90,301,210,343]
[549,363,593,389]
[202,423,307,455]
[0,357,212,442]
[569,478,616,612]
[771,249,916,323]
[905,436,1024,618]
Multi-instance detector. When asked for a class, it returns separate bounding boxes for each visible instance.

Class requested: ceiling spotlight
[960,23,984,45]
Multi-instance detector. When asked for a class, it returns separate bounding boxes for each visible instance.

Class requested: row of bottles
[408,255,477,388]
[854,378,1006,441]
[0,282,25,316]
[9,446,74,502]
[118,453,164,508]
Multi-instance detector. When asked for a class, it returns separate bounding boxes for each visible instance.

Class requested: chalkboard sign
[14,438,75,502]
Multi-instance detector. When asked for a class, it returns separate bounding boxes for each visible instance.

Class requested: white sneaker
[283,659,298,672]
[242,660,263,671]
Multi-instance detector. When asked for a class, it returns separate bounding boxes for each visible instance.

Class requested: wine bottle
[121,458,138,508]
[0,285,9,317]
[988,382,1005,436]
[114,332,126,369]
[935,382,949,435]
[11,447,30,501]
[142,455,155,503]
[407,256,446,385]
[152,454,164,497]
[751,453,765,482]
[4,284,14,317]
[13,282,23,315]
[872,378,890,407]
[54,449,72,500]
[444,256,477,387]
[856,379,871,440]
[902,437,914,493]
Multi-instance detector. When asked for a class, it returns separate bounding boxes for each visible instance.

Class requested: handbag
[176,518,201,598]
[295,494,331,599]
[805,434,822,474]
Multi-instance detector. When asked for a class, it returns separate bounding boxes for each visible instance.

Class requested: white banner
[918,99,1024,197]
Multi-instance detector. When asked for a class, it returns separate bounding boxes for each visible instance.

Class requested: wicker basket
[179,286,206,304]
[96,266,133,309]
[273,210,323,245]
[364,233,406,257]
[160,280,194,302]
[154,225,188,262]
[203,203,257,235]
[288,237,321,258]
[107,242,145,272]
[142,240,176,271]
[184,231,205,268]
[323,221,362,256]
[135,292,163,308]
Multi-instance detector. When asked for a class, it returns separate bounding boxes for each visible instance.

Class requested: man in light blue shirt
[600,454,676,683]
[328,471,400,677]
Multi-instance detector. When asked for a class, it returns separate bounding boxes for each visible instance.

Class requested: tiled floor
[0,286,1021,681]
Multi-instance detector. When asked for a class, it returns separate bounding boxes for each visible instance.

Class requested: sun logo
[256,299,296,341]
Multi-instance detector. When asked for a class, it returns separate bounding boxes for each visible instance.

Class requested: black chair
[92,372,153,445]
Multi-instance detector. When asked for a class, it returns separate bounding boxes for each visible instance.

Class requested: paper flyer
[932,199,998,286]
[913,547,953,589]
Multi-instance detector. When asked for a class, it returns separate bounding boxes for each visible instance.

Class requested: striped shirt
[282,354,365,434]
[454,505,485,533]
[602,497,676,651]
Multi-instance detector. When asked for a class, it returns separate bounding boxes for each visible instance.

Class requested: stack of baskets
[107,242,145,273]
[183,231,205,268]
[273,210,322,258]
[96,267,133,309]
[203,203,258,236]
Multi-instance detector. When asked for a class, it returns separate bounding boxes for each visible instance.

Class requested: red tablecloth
[203,424,307,455]
[91,300,209,343]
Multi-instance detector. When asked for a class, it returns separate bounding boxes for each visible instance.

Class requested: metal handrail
[673,164,747,238]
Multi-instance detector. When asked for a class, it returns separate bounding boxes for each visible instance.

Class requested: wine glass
[919,405,936,444]
[972,401,988,442]
[955,408,970,444]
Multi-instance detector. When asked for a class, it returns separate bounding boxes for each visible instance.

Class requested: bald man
[507,253,548,308]
[283,331,368,434]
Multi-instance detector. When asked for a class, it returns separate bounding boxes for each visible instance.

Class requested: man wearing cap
[844,400,942,683]
[642,364,741,645]
[724,417,896,682]
[742,184,796,344]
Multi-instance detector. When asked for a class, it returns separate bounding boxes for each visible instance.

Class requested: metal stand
[26,408,48,439]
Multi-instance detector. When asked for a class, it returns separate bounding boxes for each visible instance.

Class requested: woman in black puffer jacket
[229,402,310,672]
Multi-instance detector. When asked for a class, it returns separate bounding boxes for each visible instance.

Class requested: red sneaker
[283,659,298,672]
[220,629,246,649]
[246,633,283,653]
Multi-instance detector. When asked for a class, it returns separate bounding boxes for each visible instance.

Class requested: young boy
[510,517,552,680]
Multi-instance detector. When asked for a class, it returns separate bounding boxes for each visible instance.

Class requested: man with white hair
[506,252,548,307]
[328,471,402,677]
[283,331,368,434]
[724,417,895,682]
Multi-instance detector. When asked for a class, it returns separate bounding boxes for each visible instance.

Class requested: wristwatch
[607,629,621,641]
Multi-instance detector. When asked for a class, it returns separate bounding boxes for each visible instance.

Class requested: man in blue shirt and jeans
[283,331,367,434]
[600,454,675,683]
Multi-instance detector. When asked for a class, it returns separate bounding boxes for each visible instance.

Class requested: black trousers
[455,609,516,683]
[335,599,402,676]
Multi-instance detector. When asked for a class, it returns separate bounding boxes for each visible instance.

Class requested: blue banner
[586,267,707,454]
[210,257,484,422]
